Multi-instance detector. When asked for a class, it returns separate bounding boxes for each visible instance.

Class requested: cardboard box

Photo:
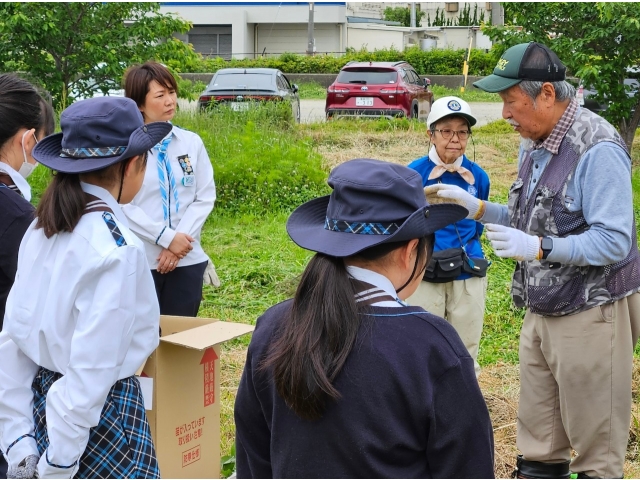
[139,315,254,479]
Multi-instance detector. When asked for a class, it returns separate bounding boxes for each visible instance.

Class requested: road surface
[300,99,504,126]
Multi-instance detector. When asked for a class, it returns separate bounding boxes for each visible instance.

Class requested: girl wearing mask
[0,73,54,480]
[0,74,55,329]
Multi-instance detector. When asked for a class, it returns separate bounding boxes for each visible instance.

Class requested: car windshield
[336,68,398,85]
[209,73,273,90]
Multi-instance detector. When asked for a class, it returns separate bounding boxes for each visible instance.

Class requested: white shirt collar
[346,265,404,307]
[0,161,32,201]
[80,182,129,228]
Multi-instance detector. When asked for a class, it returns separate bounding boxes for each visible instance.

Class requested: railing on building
[199,51,348,59]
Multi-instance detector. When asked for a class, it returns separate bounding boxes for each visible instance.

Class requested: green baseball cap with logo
[474,42,566,93]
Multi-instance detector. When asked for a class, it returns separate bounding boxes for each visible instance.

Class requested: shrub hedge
[182,46,494,76]
[172,107,330,216]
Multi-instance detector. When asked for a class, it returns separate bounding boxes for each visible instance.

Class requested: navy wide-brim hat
[287,158,468,257]
[33,96,172,174]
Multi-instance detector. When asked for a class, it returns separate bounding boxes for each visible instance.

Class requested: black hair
[261,234,433,420]
[35,153,148,238]
[0,74,44,150]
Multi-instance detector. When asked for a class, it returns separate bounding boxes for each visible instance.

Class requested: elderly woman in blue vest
[407,97,490,377]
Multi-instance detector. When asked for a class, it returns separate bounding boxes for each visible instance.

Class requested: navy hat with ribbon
[286,158,468,257]
[33,96,172,174]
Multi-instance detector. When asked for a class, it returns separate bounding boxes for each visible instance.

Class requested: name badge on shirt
[177,154,195,187]
[182,175,195,187]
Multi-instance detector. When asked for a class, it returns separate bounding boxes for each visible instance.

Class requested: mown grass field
[27,105,640,478]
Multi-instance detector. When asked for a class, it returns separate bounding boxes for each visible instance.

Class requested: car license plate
[355,97,374,107]
[230,102,250,111]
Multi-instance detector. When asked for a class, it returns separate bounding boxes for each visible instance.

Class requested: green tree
[382,6,425,27]
[0,2,199,108]
[483,2,640,150]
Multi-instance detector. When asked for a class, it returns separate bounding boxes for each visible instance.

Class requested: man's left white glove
[7,455,39,479]
[485,224,540,261]
[203,256,221,288]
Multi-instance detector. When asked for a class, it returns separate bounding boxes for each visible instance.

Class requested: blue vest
[409,155,490,281]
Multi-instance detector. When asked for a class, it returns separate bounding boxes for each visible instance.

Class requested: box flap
[160,321,254,350]
[160,315,214,336]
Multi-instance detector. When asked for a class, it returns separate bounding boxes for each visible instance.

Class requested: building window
[445,2,459,12]
[188,26,232,59]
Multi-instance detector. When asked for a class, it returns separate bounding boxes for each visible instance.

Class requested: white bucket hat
[427,96,477,130]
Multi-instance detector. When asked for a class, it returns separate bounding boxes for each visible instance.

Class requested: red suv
[326,61,433,120]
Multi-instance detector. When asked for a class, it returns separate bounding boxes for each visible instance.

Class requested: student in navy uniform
[234,159,495,478]
[0,74,55,480]
[123,61,217,317]
[407,96,490,377]
[0,97,171,479]
[0,74,54,331]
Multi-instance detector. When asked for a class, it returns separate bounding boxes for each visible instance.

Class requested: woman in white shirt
[0,96,171,479]
[123,61,216,317]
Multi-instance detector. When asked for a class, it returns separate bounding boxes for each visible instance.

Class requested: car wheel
[296,105,301,124]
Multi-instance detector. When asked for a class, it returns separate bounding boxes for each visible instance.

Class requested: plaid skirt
[32,367,160,479]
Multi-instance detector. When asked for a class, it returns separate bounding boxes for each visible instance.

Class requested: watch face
[542,237,553,251]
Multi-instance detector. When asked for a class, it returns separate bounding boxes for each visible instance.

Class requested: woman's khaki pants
[408,276,487,377]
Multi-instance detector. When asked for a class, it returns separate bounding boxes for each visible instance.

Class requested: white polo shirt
[122,125,216,269]
[0,183,159,478]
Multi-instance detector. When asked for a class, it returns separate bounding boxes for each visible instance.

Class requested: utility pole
[410,2,416,28]
[306,2,315,56]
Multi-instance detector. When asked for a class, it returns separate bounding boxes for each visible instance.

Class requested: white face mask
[20,129,38,179]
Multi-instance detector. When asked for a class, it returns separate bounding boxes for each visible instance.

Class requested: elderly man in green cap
[430,42,640,478]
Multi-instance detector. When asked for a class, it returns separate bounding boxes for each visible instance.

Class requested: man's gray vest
[507,107,640,316]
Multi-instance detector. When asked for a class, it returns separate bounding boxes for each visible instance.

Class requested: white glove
[7,455,39,479]
[203,256,221,288]
[425,184,481,219]
[485,224,540,261]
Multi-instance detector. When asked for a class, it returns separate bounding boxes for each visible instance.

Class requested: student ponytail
[262,253,359,420]
[35,172,86,238]
[262,235,433,421]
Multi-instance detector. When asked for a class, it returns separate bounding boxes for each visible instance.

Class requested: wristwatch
[541,236,554,260]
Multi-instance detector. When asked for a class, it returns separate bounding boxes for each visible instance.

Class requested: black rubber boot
[512,454,572,479]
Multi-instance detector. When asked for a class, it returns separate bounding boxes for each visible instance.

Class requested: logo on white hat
[447,100,461,111]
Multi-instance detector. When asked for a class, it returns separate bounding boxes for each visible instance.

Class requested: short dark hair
[124,61,178,108]
[0,74,44,149]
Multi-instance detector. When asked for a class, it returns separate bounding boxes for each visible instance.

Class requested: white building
[160,2,348,59]
[159,1,492,59]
